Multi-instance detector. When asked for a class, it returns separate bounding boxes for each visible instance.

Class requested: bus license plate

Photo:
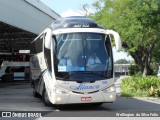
[81,97,92,101]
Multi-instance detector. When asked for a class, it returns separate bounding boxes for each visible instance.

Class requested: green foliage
[147,66,154,75]
[91,0,160,76]
[121,76,160,97]
[115,59,129,64]
[128,64,139,75]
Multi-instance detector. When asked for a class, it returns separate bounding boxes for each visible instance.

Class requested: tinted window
[53,32,113,81]
[31,34,44,54]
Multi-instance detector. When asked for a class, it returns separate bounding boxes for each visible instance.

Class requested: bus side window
[31,34,44,54]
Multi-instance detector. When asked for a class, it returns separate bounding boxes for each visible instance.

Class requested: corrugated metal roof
[25,0,60,19]
[0,0,61,52]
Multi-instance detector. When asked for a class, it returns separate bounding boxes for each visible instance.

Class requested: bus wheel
[42,88,52,106]
[30,79,34,88]
[33,89,39,98]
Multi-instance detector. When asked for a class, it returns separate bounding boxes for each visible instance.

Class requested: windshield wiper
[62,71,109,80]
[88,72,111,79]
[62,71,85,79]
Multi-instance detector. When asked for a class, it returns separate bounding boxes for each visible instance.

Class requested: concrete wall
[0,0,60,34]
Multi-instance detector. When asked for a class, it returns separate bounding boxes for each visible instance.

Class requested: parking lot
[0,80,160,112]
[0,81,56,111]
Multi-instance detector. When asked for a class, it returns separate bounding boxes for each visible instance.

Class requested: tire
[30,79,34,88]
[32,80,40,98]
[33,89,40,98]
[42,88,52,106]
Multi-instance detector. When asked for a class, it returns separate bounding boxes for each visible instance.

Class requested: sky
[40,0,133,62]
[40,0,97,16]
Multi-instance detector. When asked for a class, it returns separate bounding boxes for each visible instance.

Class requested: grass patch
[121,75,160,97]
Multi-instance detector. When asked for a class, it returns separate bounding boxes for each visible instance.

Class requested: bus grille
[72,90,99,94]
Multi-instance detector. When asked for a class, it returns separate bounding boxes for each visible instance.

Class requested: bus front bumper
[49,91,116,105]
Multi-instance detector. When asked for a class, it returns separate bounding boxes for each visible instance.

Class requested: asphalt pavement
[0,78,159,112]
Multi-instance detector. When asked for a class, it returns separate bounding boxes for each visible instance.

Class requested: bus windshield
[53,32,113,81]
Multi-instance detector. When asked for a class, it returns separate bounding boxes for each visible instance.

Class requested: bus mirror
[45,39,51,49]
[107,30,122,51]
[44,29,52,49]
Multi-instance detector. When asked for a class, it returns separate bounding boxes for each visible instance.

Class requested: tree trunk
[131,52,151,76]
[142,53,151,76]
[143,66,148,76]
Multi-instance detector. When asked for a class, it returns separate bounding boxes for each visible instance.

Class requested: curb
[134,97,160,104]
[118,96,160,104]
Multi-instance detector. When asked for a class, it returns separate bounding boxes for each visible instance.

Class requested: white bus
[30,16,122,106]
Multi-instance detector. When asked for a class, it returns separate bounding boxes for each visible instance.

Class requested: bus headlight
[53,88,69,94]
[102,85,116,93]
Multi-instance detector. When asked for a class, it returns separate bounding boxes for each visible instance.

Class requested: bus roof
[50,16,104,30]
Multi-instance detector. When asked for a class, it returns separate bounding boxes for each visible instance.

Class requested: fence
[114,64,131,76]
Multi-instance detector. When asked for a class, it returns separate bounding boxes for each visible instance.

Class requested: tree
[91,0,160,76]
[115,59,129,64]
